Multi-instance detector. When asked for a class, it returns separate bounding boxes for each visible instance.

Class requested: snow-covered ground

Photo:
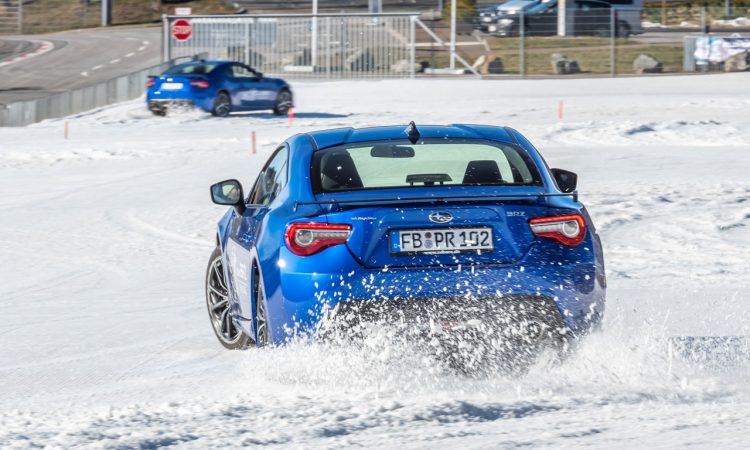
[1,74,749,448]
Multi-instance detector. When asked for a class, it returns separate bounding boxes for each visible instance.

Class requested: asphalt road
[0,26,162,105]
[0,38,39,62]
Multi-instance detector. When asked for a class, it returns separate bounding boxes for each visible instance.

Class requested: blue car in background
[205,123,606,366]
[147,60,293,117]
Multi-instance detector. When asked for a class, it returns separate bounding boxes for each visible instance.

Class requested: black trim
[293,192,576,211]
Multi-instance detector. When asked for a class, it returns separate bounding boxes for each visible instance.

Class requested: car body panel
[212,125,606,345]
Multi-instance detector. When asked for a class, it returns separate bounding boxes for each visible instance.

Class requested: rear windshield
[165,63,218,75]
[311,139,542,193]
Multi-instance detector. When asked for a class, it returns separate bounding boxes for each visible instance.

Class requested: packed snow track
[0,74,749,448]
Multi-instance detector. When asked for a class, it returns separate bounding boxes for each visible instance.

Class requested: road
[0,25,162,105]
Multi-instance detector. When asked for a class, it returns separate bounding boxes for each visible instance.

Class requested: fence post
[244,22,250,65]
[162,15,170,63]
[410,15,416,80]
[18,0,23,34]
[449,0,456,69]
[701,6,707,34]
[519,9,525,79]
[610,7,615,77]
[326,17,332,79]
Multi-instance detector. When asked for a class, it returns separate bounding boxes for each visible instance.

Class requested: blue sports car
[206,123,606,359]
[147,60,293,117]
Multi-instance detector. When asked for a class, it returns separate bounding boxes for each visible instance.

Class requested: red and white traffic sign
[171,19,192,42]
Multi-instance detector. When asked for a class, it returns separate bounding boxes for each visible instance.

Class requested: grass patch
[488,36,631,51]
[417,43,683,75]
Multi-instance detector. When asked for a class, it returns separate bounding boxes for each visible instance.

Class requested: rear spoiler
[293,192,578,211]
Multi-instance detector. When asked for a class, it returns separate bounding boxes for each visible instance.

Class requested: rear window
[165,63,218,75]
[311,139,542,193]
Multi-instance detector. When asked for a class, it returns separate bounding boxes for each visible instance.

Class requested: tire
[211,91,232,117]
[617,21,631,38]
[205,247,249,349]
[593,27,610,38]
[254,266,271,347]
[272,89,293,116]
[151,110,166,117]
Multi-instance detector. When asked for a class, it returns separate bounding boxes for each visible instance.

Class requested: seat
[462,160,504,184]
[321,152,364,190]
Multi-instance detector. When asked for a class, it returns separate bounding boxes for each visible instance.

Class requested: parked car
[475,0,539,31]
[488,0,633,37]
[147,60,293,117]
[205,123,606,362]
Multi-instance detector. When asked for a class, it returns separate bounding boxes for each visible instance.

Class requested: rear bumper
[148,99,194,113]
[323,294,569,340]
[147,89,214,112]
[268,242,605,344]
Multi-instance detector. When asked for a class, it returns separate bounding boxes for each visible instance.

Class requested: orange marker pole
[558,100,564,122]
[251,131,257,155]
[64,121,69,139]
[287,107,294,127]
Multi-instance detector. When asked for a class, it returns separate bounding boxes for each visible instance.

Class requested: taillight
[285,222,352,256]
[190,80,209,89]
[147,79,155,88]
[529,214,586,247]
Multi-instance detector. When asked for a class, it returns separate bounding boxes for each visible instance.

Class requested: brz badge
[429,212,453,223]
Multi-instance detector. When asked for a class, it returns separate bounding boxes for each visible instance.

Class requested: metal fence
[0,59,177,127]
[0,0,22,34]
[422,5,750,77]
[163,13,418,79]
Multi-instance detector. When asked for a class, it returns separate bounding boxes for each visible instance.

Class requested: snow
[1,74,749,448]
[712,17,750,28]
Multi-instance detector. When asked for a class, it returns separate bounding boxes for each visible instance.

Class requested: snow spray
[251,131,257,155]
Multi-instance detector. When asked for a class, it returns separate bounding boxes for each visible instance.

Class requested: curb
[0,40,54,68]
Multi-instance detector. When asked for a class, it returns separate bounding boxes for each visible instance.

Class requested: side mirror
[550,168,577,193]
[211,179,245,214]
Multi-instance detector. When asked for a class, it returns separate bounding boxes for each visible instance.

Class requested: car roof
[305,124,517,150]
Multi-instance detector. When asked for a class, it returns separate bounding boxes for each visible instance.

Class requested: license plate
[161,82,184,90]
[390,227,494,254]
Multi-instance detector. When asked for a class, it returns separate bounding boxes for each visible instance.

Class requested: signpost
[171,18,193,42]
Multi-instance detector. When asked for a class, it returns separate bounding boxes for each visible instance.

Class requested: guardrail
[0,59,177,127]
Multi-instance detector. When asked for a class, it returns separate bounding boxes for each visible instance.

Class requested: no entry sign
[171,19,192,42]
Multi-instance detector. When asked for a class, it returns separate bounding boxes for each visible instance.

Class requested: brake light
[147,79,155,88]
[190,80,209,88]
[285,223,352,256]
[529,214,586,247]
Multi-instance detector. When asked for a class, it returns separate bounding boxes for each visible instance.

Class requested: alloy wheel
[206,256,243,345]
